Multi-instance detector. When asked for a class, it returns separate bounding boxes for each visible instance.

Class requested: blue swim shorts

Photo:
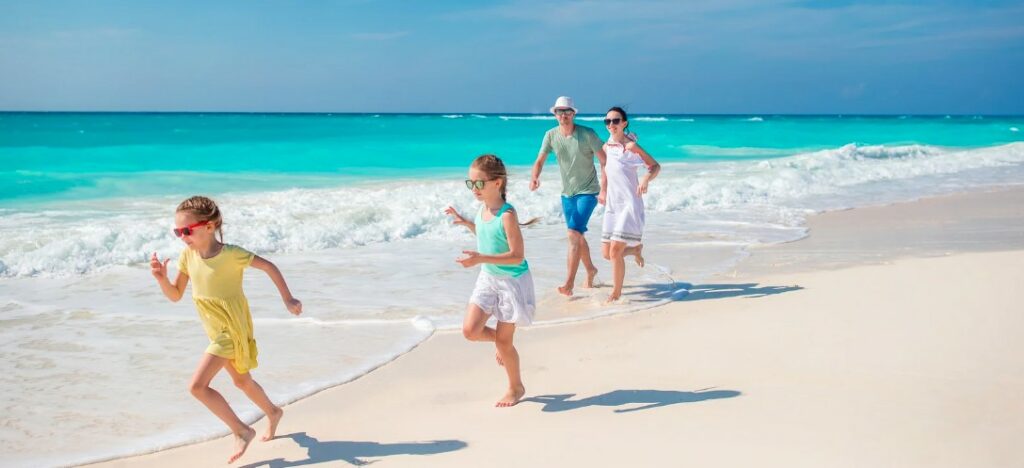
[561,193,598,233]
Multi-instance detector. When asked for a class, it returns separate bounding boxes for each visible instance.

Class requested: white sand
[91,189,1024,468]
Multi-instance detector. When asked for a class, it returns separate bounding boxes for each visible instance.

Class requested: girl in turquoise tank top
[445,154,538,407]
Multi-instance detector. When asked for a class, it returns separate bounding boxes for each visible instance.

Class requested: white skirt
[469,270,535,326]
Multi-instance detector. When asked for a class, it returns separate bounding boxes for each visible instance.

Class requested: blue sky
[0,0,1021,113]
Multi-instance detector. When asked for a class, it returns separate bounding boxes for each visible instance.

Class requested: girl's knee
[232,375,254,390]
[495,336,515,350]
[188,381,208,397]
[495,329,515,349]
[462,325,480,341]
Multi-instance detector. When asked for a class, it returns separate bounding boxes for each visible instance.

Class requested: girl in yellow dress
[150,195,302,464]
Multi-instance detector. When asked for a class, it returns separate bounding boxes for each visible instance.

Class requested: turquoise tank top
[475,203,530,278]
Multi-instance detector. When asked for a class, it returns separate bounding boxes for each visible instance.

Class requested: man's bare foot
[583,267,598,288]
[495,351,504,367]
[604,294,622,305]
[228,426,256,464]
[496,385,526,407]
[557,284,573,296]
[262,407,283,442]
[634,244,645,268]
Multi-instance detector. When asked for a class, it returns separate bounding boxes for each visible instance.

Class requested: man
[530,96,607,296]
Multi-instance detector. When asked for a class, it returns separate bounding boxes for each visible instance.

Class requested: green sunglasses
[465,179,494,190]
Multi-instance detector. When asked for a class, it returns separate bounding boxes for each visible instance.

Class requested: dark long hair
[607,106,636,141]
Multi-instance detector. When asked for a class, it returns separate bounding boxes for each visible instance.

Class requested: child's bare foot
[557,284,573,296]
[634,244,645,268]
[262,407,283,442]
[228,426,256,464]
[495,351,504,367]
[496,385,526,407]
[584,267,598,288]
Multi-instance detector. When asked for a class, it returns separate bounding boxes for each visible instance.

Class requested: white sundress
[601,138,646,247]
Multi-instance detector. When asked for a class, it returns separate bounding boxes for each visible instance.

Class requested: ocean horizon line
[2,110,1022,118]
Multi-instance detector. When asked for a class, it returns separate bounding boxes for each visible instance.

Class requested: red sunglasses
[173,220,210,237]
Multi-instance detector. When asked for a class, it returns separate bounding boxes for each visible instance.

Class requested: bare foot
[496,385,526,407]
[228,426,256,464]
[495,351,504,367]
[604,294,622,305]
[262,407,283,442]
[583,267,598,288]
[634,244,645,268]
[557,284,573,296]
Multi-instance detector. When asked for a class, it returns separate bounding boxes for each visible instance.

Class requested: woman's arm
[250,256,303,315]
[629,142,661,195]
[598,145,609,205]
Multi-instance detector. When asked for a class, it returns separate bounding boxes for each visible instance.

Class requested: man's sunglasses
[604,118,623,126]
[554,109,575,116]
[465,179,494,190]
[173,220,210,237]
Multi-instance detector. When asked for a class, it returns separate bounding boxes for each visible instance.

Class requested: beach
[5,0,1023,464]
[2,113,1023,466]
[86,186,1024,467]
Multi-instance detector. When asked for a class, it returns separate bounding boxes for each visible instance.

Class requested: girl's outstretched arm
[151,252,188,302]
[250,256,303,315]
[456,210,525,268]
[444,206,476,234]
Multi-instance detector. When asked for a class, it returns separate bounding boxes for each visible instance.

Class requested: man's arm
[531,131,552,191]
[530,151,549,191]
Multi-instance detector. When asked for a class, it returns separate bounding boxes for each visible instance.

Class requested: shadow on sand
[625,281,802,304]
[241,432,467,467]
[522,388,741,413]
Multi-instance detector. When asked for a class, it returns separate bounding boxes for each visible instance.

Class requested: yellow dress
[177,244,258,374]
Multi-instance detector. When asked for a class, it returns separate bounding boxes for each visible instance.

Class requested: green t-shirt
[539,125,603,197]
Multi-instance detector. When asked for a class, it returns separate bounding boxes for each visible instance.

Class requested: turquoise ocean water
[3,112,1022,204]
[1,112,1023,466]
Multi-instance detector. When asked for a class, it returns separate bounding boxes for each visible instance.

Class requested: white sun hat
[549,96,578,114]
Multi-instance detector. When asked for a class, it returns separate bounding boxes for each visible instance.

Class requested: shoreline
[84,185,1024,467]
[732,185,1024,278]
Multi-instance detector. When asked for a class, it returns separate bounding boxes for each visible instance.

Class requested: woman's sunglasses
[465,179,493,190]
[604,118,623,126]
[173,220,210,237]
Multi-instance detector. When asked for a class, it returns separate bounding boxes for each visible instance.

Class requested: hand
[444,206,470,227]
[598,190,607,205]
[637,178,650,197]
[456,250,480,268]
[150,252,170,280]
[285,298,303,316]
[529,178,540,191]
